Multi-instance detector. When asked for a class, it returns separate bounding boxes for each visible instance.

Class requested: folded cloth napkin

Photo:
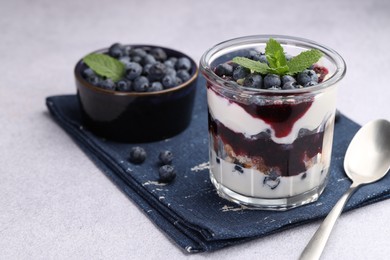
[46,76,390,253]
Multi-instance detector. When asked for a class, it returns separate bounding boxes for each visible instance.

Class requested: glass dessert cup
[200,35,346,210]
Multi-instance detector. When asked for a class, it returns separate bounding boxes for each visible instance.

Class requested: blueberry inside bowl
[74,44,199,143]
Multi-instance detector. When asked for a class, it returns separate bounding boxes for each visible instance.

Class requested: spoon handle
[300,182,360,260]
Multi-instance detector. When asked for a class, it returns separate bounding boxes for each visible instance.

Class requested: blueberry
[141,54,157,65]
[116,79,131,92]
[164,67,177,78]
[175,57,192,71]
[234,165,244,174]
[168,57,178,64]
[159,150,173,164]
[162,75,177,88]
[149,62,167,81]
[263,74,281,89]
[119,56,131,65]
[87,75,101,86]
[243,74,263,88]
[116,80,132,92]
[177,69,191,82]
[143,63,153,76]
[259,55,268,64]
[100,79,115,90]
[82,68,95,79]
[158,165,176,183]
[148,81,163,92]
[304,80,318,88]
[125,62,143,80]
[123,45,132,56]
[249,95,266,106]
[151,48,167,61]
[133,76,149,92]
[282,81,298,90]
[268,86,282,90]
[263,170,281,189]
[129,146,147,164]
[131,56,142,63]
[130,48,147,58]
[108,43,124,58]
[247,50,262,61]
[164,59,175,68]
[297,69,318,86]
[281,75,296,85]
[215,63,234,77]
[175,77,183,86]
[232,65,250,80]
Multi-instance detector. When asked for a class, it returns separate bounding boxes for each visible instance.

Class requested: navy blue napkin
[46,76,390,253]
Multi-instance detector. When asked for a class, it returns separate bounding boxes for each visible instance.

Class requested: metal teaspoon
[300,119,390,260]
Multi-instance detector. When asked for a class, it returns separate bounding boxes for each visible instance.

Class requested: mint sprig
[232,38,323,76]
[286,49,323,75]
[83,53,125,82]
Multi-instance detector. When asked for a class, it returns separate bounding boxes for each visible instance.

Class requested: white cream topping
[207,86,337,144]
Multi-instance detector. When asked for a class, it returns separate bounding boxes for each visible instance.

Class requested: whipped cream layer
[207,86,337,144]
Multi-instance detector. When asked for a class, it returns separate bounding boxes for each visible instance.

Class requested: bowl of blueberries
[74,43,199,142]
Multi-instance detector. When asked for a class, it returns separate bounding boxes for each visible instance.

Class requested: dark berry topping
[129,146,147,164]
[125,62,143,80]
[304,80,318,88]
[158,165,176,183]
[130,48,147,58]
[148,81,163,92]
[175,57,192,71]
[149,62,167,81]
[158,150,174,165]
[162,75,177,89]
[263,74,281,89]
[297,69,318,86]
[81,44,194,93]
[234,165,244,173]
[215,63,234,77]
[282,81,298,90]
[141,54,157,65]
[116,80,132,92]
[232,65,250,80]
[82,68,96,78]
[151,48,167,61]
[243,74,263,88]
[133,76,149,92]
[177,69,191,82]
[100,79,116,90]
[281,75,296,85]
[108,43,124,58]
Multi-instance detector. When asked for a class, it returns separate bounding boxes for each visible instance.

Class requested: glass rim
[200,34,346,95]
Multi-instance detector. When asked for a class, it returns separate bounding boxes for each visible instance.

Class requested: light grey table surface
[1,0,390,259]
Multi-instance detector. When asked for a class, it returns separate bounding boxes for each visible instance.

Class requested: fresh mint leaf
[287,49,323,75]
[232,57,269,74]
[83,53,125,82]
[232,38,323,77]
[265,38,287,69]
[267,65,289,76]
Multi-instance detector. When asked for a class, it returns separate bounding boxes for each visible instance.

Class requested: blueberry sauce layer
[237,99,313,138]
[209,114,324,177]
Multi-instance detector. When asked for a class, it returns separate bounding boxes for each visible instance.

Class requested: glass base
[210,173,328,211]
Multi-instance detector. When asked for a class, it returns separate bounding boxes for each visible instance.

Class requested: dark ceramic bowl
[75,45,199,143]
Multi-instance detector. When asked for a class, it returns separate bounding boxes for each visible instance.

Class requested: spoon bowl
[344,119,390,184]
[300,119,390,260]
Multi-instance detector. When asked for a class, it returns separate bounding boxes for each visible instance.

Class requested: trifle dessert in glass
[200,35,346,210]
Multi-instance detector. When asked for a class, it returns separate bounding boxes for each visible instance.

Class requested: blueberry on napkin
[46,76,390,253]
